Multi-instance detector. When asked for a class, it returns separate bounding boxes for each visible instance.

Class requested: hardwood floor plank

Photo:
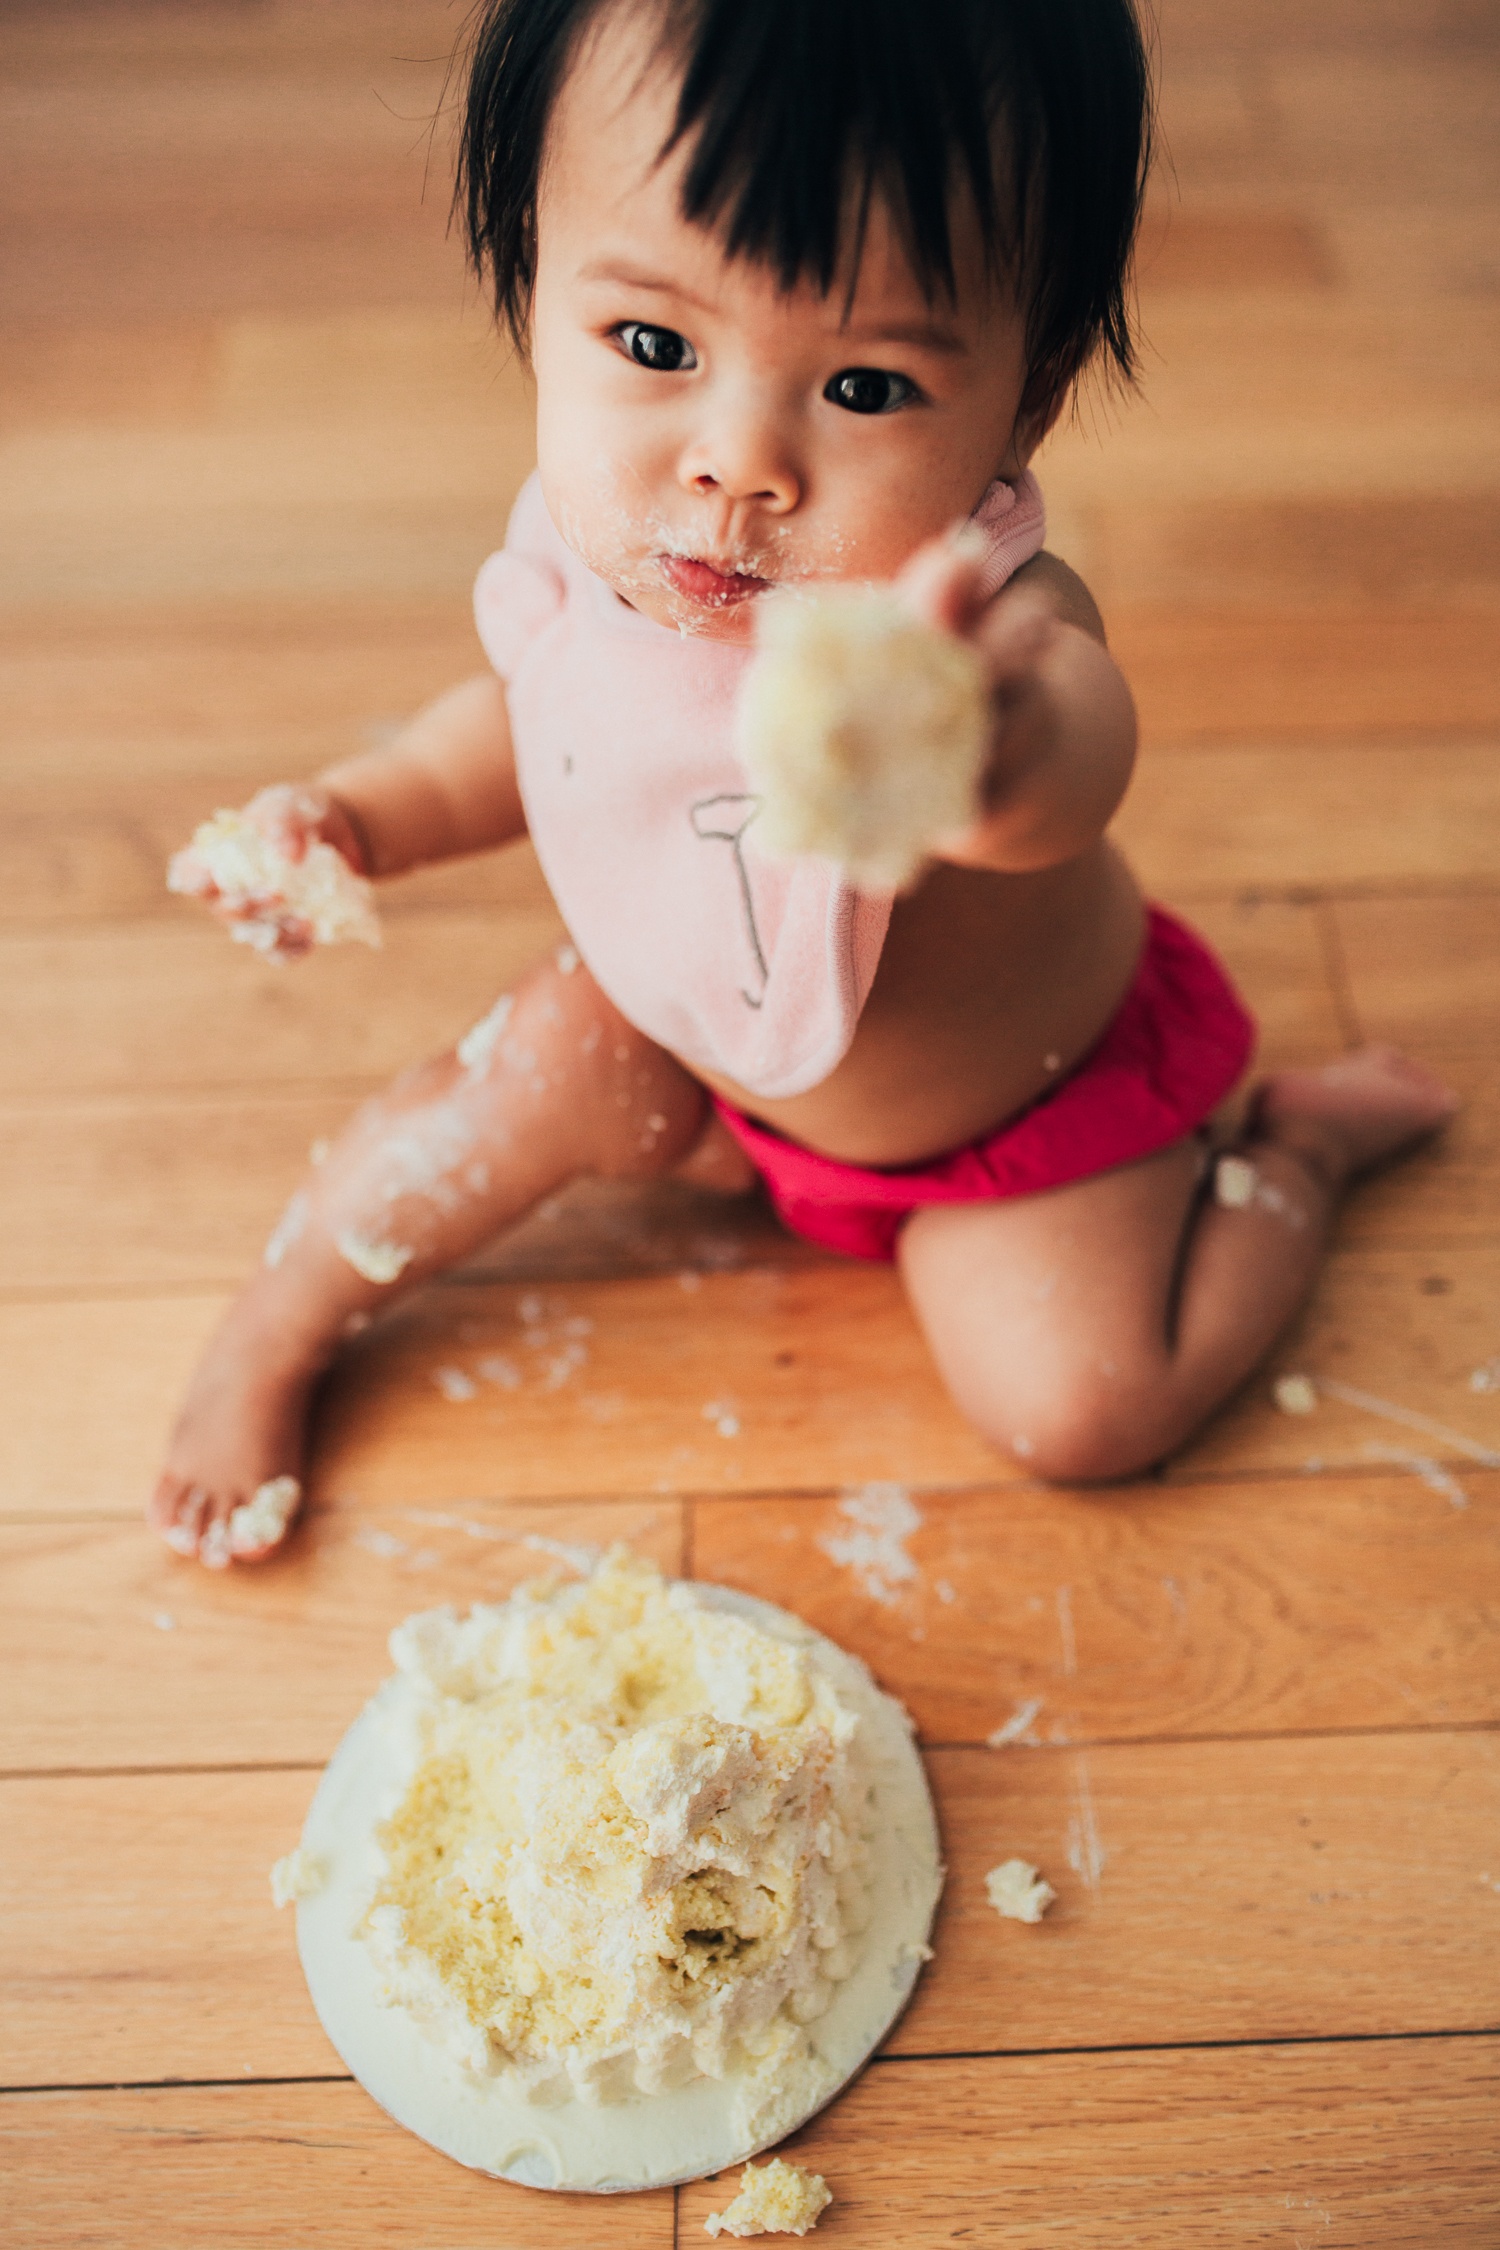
[0,603,490,787]
[1115,740,1500,894]
[306,1270,1002,1509]
[692,1471,1500,1747]
[1135,207,1337,291]
[0,1294,229,1522]
[1169,1243,1500,1481]
[0,911,565,1097]
[1334,893,1500,1050]
[0,1093,361,1292]
[0,2083,672,2250]
[678,2041,1500,2247]
[8,1735,1496,2090]
[903,1734,1500,2055]
[1115,611,1500,745]
[0,1504,683,1772]
[1085,493,1500,609]
[1,1769,338,2085]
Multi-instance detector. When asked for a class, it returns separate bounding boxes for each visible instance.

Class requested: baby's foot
[1247,1046,1458,1189]
[149,1300,326,1567]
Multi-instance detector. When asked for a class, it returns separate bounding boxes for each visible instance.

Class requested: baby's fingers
[894,524,991,639]
[242,782,333,864]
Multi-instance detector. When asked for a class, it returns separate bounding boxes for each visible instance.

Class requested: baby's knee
[957,1366,1175,1485]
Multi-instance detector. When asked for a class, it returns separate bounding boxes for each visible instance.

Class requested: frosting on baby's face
[528,3,1043,643]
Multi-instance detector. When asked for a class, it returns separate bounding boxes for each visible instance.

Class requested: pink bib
[474,471,1045,1099]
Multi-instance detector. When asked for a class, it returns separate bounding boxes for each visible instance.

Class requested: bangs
[458,0,1152,406]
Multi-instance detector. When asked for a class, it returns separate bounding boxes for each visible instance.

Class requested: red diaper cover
[711,905,1256,1263]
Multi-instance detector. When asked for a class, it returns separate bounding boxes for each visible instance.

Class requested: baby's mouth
[656,554,772,607]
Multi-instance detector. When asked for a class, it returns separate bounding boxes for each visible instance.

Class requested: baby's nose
[680,417,799,514]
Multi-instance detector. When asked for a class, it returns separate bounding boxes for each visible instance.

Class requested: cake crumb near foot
[705,2157,832,2238]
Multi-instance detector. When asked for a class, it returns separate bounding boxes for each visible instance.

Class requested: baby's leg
[150,955,720,1565]
[898,1047,1456,1483]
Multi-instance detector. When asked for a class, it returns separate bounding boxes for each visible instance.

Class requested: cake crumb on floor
[985,1857,1057,1923]
[705,2157,832,2238]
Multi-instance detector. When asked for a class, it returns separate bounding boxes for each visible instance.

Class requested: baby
[154,0,1453,1567]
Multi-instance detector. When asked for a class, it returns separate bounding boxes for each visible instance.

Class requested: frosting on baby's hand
[168,785,381,959]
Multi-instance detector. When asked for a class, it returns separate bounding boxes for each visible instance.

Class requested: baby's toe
[226,1474,303,1562]
[153,1478,208,1555]
[197,1496,237,1570]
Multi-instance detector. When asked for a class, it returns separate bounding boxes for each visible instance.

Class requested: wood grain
[678,2041,1500,2247]
[307,1269,1004,1506]
[692,1472,1500,1747]
[1334,894,1500,1051]
[0,911,565,1097]
[0,1504,683,1772]
[1115,740,1500,895]
[0,1294,230,1522]
[901,1733,1500,2055]
[0,2083,673,2250]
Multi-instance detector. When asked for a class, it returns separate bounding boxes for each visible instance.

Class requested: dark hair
[457,0,1153,413]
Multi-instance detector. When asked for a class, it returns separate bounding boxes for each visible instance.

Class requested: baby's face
[530,4,1041,643]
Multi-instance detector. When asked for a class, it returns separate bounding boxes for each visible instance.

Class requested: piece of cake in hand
[738,586,989,890]
[168,802,381,958]
[705,2156,832,2238]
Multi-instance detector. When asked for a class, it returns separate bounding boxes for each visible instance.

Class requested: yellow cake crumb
[1273,1373,1318,1416]
[984,1858,1056,1923]
[705,2157,832,2237]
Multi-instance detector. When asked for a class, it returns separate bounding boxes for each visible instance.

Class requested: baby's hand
[893,527,1134,873]
[168,784,380,959]
[894,534,1061,865]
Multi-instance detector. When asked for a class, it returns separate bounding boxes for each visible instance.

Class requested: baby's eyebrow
[576,256,968,360]
[576,256,714,314]
[839,318,968,358]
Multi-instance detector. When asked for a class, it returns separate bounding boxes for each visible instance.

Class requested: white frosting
[292,1554,941,2191]
[168,805,380,954]
[271,1846,328,1907]
[334,1232,414,1284]
[984,1859,1056,1924]
[229,1475,300,1555]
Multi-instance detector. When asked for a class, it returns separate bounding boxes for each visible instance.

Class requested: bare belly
[698,841,1146,1167]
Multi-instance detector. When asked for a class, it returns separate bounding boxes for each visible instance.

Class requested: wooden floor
[3,3,1499,2242]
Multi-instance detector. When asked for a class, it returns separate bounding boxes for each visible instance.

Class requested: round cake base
[294,1581,942,2192]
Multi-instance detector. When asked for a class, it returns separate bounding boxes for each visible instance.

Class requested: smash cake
[284,1549,942,2192]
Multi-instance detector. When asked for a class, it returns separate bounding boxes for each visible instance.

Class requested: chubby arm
[317,672,524,877]
[901,543,1136,875]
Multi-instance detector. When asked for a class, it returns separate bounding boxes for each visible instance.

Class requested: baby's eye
[823,367,920,415]
[614,322,698,373]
